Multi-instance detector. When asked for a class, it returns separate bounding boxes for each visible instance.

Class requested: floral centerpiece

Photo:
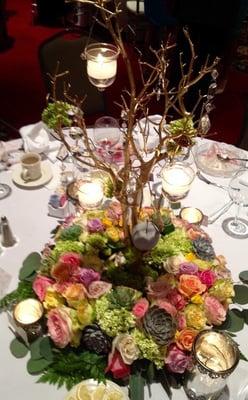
[1,202,241,399]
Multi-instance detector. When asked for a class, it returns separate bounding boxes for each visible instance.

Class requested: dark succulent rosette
[82,324,112,354]
[192,238,215,261]
[143,305,177,346]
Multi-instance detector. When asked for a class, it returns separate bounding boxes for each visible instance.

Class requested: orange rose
[63,283,86,307]
[176,328,198,351]
[178,274,206,298]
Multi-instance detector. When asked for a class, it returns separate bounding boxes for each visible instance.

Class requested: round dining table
[0,136,248,400]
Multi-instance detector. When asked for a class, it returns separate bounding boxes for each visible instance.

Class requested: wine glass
[0,142,11,200]
[93,116,121,163]
[222,168,248,238]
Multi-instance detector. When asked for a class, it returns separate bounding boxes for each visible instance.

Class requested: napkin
[19,122,61,155]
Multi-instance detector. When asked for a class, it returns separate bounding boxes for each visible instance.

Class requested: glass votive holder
[13,298,44,342]
[78,180,104,209]
[84,43,120,91]
[180,207,204,225]
[161,162,195,202]
[184,330,239,400]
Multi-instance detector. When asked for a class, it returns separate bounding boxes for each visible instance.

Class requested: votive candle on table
[13,298,44,341]
[78,181,104,209]
[180,207,204,225]
[161,162,195,202]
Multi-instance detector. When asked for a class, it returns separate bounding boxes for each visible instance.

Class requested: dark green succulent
[81,324,111,354]
[107,286,141,310]
[143,306,176,346]
[42,101,73,130]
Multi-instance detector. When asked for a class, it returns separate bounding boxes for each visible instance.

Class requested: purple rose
[76,268,100,288]
[165,344,192,374]
[179,262,198,275]
[87,218,104,233]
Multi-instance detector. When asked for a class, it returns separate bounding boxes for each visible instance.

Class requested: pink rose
[198,270,216,288]
[87,281,112,298]
[32,275,54,301]
[156,300,177,317]
[47,307,73,348]
[166,289,187,311]
[147,277,170,300]
[204,296,227,325]
[59,252,82,268]
[106,350,130,379]
[177,313,187,330]
[132,298,149,318]
[165,344,192,374]
[76,268,100,288]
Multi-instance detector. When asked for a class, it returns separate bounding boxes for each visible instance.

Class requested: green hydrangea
[209,279,234,302]
[132,329,164,369]
[59,225,82,241]
[95,295,135,337]
[50,241,84,262]
[41,101,72,130]
[86,233,108,250]
[145,229,192,268]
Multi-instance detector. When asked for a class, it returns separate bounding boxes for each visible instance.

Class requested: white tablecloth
[0,138,248,400]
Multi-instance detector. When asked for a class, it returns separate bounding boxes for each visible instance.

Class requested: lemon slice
[92,384,107,400]
[76,383,92,400]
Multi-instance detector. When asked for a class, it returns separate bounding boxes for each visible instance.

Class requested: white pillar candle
[78,181,104,209]
[87,53,117,80]
[162,163,195,201]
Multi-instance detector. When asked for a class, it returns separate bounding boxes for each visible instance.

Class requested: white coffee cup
[21,152,42,182]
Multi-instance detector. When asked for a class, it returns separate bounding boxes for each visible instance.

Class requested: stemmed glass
[0,142,11,200]
[222,168,248,238]
[93,116,121,163]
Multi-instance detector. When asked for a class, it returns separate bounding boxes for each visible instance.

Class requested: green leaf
[239,349,248,362]
[40,337,54,361]
[228,309,245,332]
[19,252,41,280]
[239,270,248,284]
[243,309,248,325]
[10,338,29,358]
[30,337,43,360]
[27,358,52,374]
[233,285,248,305]
[129,374,145,400]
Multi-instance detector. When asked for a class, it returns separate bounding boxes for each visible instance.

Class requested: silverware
[217,153,248,162]
[208,200,234,224]
[196,171,228,190]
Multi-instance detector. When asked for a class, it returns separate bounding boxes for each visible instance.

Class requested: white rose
[115,334,140,365]
[163,254,186,274]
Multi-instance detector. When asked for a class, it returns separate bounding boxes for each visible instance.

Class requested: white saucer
[12,162,53,188]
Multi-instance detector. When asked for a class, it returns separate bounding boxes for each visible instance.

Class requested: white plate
[12,162,53,188]
[64,379,129,400]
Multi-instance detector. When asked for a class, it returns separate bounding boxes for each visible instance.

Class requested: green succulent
[42,101,73,130]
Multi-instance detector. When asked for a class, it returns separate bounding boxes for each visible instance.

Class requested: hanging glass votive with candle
[84,43,120,91]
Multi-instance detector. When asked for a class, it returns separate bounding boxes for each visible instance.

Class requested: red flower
[106,350,130,379]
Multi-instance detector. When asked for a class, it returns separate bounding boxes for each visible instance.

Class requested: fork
[196,171,228,190]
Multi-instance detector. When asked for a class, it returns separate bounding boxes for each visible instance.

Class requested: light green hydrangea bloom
[209,279,234,302]
[95,296,135,337]
[50,240,84,262]
[132,329,164,369]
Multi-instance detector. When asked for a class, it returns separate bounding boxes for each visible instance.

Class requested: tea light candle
[14,299,43,326]
[87,53,117,80]
[78,181,104,209]
[180,207,203,224]
[161,163,195,202]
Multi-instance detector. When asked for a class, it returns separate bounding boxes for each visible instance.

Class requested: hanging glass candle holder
[84,43,120,91]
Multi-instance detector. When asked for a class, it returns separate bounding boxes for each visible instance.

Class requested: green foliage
[239,270,248,284]
[37,350,106,390]
[86,233,108,250]
[233,284,248,305]
[10,338,29,358]
[0,280,35,312]
[58,225,82,242]
[129,373,145,400]
[49,241,85,263]
[41,101,72,130]
[107,286,141,310]
[19,252,41,281]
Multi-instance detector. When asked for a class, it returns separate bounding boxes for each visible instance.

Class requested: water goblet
[93,116,121,163]
[222,168,248,238]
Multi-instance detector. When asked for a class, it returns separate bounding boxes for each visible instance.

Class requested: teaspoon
[217,153,248,162]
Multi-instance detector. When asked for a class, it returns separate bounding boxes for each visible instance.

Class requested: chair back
[38,30,106,116]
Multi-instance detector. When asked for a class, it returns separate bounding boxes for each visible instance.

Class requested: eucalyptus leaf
[228,309,245,332]
[243,309,248,325]
[216,312,231,331]
[19,252,41,281]
[233,285,248,305]
[239,349,248,362]
[27,358,52,374]
[30,337,43,360]
[239,270,248,284]
[40,337,54,361]
[129,374,145,400]
[10,338,29,358]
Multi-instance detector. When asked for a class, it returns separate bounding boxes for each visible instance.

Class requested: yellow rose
[43,288,65,310]
[185,304,207,330]
[185,252,196,262]
[63,283,86,308]
[106,227,120,242]
[191,294,204,304]
[76,300,94,328]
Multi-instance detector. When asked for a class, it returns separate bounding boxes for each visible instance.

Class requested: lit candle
[161,163,195,201]
[180,207,203,224]
[78,181,104,209]
[87,53,117,80]
[14,299,43,325]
